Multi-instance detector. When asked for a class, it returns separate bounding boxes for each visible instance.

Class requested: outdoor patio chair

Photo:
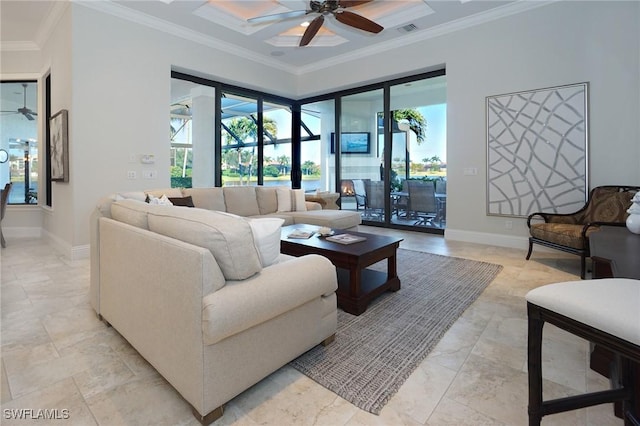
[407,180,437,226]
[352,179,367,210]
[392,180,410,219]
[364,181,385,221]
[526,185,640,279]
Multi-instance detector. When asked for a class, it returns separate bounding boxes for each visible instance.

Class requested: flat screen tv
[330,132,371,154]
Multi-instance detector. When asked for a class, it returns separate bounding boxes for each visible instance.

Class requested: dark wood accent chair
[526,185,640,279]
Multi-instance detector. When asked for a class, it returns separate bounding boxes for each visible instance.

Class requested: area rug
[289,248,503,415]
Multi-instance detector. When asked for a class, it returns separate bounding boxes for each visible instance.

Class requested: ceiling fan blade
[300,15,324,47]
[335,10,383,33]
[338,0,373,8]
[247,9,307,24]
[24,113,35,121]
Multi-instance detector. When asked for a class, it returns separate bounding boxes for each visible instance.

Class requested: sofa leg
[322,334,336,346]
[192,405,224,425]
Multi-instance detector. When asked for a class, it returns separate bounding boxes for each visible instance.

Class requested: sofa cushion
[183,187,226,211]
[530,223,599,250]
[111,199,158,230]
[223,186,260,216]
[247,217,285,267]
[276,188,307,212]
[202,254,338,345]
[147,207,262,281]
[255,186,279,215]
[291,209,362,229]
[249,213,295,226]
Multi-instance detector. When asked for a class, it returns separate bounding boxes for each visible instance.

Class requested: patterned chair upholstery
[526,185,640,279]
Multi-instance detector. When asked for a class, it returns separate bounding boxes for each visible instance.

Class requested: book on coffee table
[326,233,367,245]
[287,229,314,239]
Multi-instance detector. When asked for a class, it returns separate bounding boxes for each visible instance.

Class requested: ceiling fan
[248,0,383,47]
[1,83,37,121]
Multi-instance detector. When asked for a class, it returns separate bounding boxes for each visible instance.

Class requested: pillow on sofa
[247,217,284,267]
[168,196,195,207]
[223,186,260,216]
[182,187,226,211]
[111,199,158,230]
[146,194,173,205]
[115,191,147,202]
[276,188,307,212]
[147,207,262,281]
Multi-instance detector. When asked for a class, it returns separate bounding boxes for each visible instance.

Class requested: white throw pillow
[147,194,173,205]
[276,188,307,212]
[247,217,285,267]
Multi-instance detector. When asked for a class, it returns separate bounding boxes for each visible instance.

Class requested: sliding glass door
[388,76,447,229]
[340,89,384,222]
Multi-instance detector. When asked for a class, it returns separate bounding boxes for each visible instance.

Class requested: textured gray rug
[289,248,503,415]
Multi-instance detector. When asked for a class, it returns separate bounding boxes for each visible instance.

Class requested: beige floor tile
[0,233,627,426]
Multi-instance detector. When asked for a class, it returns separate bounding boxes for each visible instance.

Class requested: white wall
[2,1,639,255]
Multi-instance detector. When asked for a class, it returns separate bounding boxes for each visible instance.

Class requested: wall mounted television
[330,132,371,154]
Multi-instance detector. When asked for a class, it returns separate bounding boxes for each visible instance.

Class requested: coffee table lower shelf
[336,267,400,315]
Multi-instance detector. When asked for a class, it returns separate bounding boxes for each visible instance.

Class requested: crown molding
[35,1,70,48]
[39,0,556,76]
[76,0,293,73]
[294,0,557,75]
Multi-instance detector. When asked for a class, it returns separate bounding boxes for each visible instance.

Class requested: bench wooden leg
[527,305,544,426]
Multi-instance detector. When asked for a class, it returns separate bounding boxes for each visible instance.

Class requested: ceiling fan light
[301,21,310,27]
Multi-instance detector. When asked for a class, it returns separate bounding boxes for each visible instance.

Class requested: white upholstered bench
[526,278,640,425]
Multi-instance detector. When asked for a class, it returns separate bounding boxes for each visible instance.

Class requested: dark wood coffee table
[280,224,403,315]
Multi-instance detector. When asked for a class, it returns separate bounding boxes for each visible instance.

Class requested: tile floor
[0,227,622,425]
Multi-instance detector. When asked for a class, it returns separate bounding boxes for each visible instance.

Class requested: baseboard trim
[444,228,558,253]
[3,226,42,239]
[41,229,90,260]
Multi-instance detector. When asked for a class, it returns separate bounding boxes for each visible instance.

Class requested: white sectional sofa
[89,186,342,424]
[108,185,362,229]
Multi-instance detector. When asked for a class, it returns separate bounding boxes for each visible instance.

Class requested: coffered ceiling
[1,0,551,72]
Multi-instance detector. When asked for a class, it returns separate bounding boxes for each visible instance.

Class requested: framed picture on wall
[50,109,69,182]
[486,82,589,217]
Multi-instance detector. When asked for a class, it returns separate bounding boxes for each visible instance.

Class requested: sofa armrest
[202,254,337,345]
[99,217,224,409]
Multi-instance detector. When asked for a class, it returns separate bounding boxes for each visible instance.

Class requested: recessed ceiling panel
[194,0,308,35]
[267,25,347,47]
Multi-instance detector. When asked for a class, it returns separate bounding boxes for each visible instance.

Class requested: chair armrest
[527,212,551,228]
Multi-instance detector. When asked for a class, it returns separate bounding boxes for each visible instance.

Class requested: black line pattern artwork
[486,83,588,217]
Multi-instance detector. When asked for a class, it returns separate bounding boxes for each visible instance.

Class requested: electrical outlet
[142,170,157,179]
[127,171,137,179]
[463,167,478,176]
[505,220,513,229]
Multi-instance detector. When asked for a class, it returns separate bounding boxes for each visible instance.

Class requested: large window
[0,81,39,204]
[169,70,446,233]
[170,73,305,189]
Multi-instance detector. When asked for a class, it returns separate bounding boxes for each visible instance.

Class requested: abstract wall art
[486,82,588,217]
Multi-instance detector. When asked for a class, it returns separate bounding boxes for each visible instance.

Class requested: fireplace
[341,179,355,197]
